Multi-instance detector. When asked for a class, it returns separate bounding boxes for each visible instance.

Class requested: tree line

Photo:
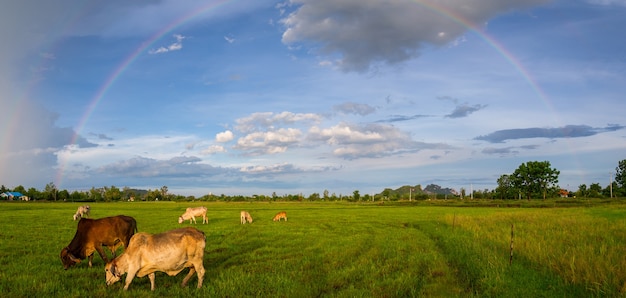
[2,159,625,202]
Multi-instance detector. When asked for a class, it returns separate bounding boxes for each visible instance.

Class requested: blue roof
[2,192,24,197]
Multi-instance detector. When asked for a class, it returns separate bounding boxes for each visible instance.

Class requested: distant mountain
[423,184,458,195]
[378,184,457,199]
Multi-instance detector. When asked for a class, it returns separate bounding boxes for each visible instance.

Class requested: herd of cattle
[61,205,287,291]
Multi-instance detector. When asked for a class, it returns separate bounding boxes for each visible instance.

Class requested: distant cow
[105,227,206,291]
[178,207,208,224]
[60,215,137,269]
[73,205,91,221]
[240,211,253,224]
[272,211,287,222]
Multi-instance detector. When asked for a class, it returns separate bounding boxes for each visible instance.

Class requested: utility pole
[610,172,613,198]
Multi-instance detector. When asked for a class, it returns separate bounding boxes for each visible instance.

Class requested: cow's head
[60,247,81,270]
[105,260,122,286]
[178,216,184,224]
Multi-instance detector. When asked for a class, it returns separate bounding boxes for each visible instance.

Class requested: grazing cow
[60,215,137,269]
[73,205,91,221]
[272,211,287,222]
[240,211,253,224]
[105,227,206,291]
[178,206,208,224]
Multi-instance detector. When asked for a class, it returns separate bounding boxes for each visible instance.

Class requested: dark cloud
[376,114,432,123]
[281,0,550,72]
[475,124,625,143]
[445,103,487,118]
[333,102,376,115]
[97,156,223,178]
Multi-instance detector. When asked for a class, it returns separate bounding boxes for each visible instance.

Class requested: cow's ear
[68,253,81,263]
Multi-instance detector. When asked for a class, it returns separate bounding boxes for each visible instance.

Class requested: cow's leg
[95,245,109,264]
[148,272,156,291]
[88,253,94,267]
[191,216,196,224]
[123,271,137,291]
[181,268,196,287]
[195,263,205,288]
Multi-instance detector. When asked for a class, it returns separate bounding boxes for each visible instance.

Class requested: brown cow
[105,227,206,291]
[272,211,287,222]
[60,215,137,270]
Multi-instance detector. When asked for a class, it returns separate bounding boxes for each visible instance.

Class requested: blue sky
[1,0,625,196]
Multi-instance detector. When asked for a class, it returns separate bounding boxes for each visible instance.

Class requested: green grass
[0,201,624,297]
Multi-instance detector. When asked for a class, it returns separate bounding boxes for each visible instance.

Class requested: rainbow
[56,0,560,187]
[56,0,233,186]
[413,0,553,106]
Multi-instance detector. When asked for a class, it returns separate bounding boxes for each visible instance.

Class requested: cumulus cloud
[475,124,625,143]
[235,128,303,155]
[308,122,447,159]
[200,145,226,155]
[280,0,550,72]
[235,111,322,133]
[216,130,234,143]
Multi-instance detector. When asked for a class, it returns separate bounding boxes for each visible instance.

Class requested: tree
[588,183,603,198]
[13,185,26,194]
[496,175,517,200]
[616,159,626,191]
[44,182,58,201]
[353,190,360,202]
[577,184,588,197]
[511,161,560,200]
[160,186,169,198]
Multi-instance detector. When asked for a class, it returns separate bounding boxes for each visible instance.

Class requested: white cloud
[201,145,227,155]
[235,111,322,133]
[149,34,185,54]
[235,128,302,155]
[216,130,234,142]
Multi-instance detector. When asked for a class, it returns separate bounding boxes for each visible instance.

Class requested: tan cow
[240,211,253,224]
[272,211,287,222]
[73,205,91,221]
[105,227,206,291]
[60,215,137,269]
[178,206,208,224]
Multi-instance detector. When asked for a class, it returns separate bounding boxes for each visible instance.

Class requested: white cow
[105,227,206,291]
[178,207,208,224]
[240,211,253,224]
[73,205,91,221]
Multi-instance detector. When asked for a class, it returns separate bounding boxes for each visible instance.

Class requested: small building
[0,192,30,201]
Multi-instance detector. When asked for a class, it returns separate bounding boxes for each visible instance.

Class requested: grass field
[0,201,625,297]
